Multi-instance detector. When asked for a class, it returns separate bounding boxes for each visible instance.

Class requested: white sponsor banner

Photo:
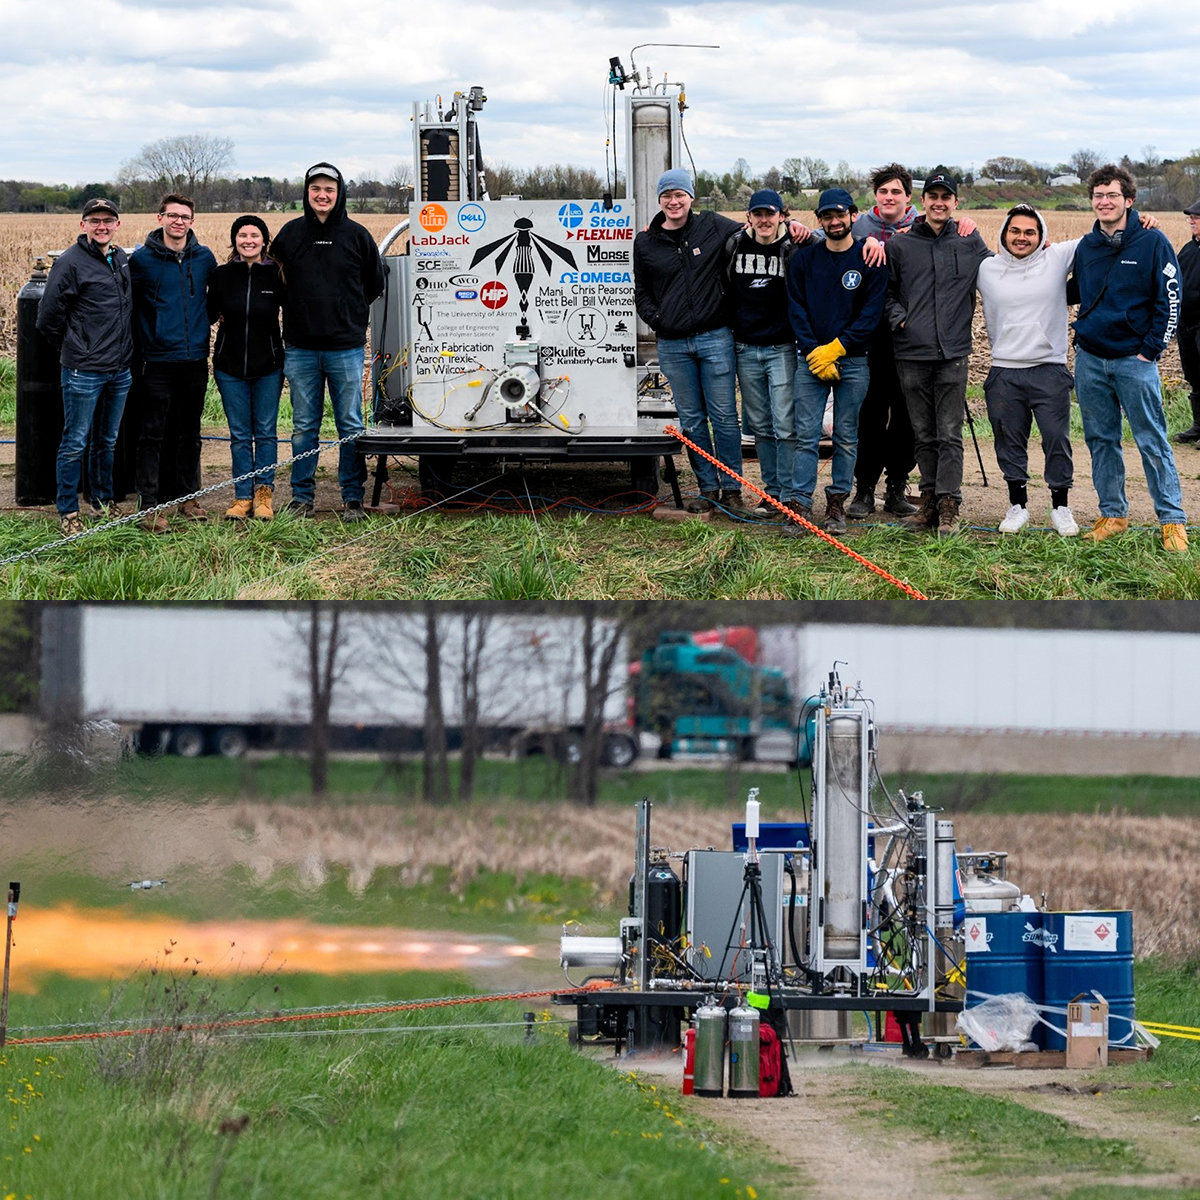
[406,199,638,430]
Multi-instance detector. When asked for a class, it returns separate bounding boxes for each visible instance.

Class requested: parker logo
[418,203,448,232]
[480,280,509,310]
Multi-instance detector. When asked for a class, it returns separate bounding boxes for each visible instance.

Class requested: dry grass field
[7,797,1196,962]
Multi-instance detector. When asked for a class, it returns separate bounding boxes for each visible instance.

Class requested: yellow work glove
[814,361,840,382]
[805,338,846,376]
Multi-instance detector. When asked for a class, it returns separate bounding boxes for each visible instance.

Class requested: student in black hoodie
[207,215,284,520]
[269,163,386,520]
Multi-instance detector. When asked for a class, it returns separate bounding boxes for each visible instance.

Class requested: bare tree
[384,162,414,213]
[420,607,453,804]
[119,133,235,198]
[1069,148,1104,179]
[301,603,351,797]
[569,611,627,806]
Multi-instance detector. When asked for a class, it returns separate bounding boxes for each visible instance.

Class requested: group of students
[634,161,1197,551]
[35,162,384,535]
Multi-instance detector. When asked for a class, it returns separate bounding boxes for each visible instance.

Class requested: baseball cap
[1183,200,1200,216]
[816,187,855,215]
[923,168,958,196]
[81,198,119,218]
[748,189,784,213]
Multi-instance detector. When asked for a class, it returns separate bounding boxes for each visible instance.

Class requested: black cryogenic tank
[629,862,682,952]
[15,257,64,506]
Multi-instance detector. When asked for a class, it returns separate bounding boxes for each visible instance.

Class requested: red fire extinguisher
[682,1026,696,1095]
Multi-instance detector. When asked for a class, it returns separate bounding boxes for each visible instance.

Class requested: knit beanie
[230,214,271,247]
[657,169,694,197]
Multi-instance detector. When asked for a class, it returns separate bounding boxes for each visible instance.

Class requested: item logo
[458,204,487,233]
[558,203,585,229]
[449,274,479,285]
[480,280,509,310]
[418,203,448,232]
[455,289,478,300]
[842,270,862,290]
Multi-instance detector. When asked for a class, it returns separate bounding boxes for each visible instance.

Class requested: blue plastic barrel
[1041,911,1135,1051]
[964,910,1045,1048]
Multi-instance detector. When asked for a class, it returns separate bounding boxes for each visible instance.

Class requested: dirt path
[620,1047,1200,1200]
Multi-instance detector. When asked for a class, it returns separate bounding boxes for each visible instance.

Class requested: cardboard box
[1066,994,1109,1068]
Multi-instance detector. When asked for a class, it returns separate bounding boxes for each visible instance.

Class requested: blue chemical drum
[963,910,1046,1048]
[1042,911,1135,1052]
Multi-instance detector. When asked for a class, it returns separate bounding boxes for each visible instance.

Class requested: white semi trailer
[40,606,638,766]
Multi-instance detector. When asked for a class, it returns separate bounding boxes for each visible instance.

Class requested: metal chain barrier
[0,429,366,570]
[665,424,929,600]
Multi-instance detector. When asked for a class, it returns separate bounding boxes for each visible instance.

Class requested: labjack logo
[411,234,471,246]
[418,203,448,232]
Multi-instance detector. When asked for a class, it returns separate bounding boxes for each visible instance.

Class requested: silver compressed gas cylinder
[693,1004,727,1097]
[728,1003,760,1098]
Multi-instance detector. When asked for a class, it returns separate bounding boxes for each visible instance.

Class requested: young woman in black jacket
[207,215,284,519]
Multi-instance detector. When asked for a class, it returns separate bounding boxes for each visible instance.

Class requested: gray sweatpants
[983,363,1074,492]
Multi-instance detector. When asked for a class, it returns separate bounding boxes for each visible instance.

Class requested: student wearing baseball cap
[36,197,133,534]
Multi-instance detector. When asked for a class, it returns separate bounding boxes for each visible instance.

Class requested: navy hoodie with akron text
[129,228,217,362]
[270,162,386,351]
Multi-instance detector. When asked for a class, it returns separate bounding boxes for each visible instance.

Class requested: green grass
[5,752,1195,816]
[2,505,1200,599]
[846,1063,1144,1176]
[2,971,774,1200]
[2,373,1198,600]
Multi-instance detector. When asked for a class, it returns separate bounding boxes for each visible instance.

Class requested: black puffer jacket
[207,258,284,378]
[634,209,743,339]
[36,235,133,372]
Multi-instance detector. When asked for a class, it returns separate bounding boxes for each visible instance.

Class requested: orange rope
[665,424,928,600]
[6,984,613,1047]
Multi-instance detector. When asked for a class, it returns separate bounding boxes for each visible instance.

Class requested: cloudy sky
[5,0,1197,187]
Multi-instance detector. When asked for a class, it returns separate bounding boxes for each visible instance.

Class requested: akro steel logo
[418,203,448,232]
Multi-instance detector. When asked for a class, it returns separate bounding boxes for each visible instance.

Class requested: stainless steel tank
[727,1004,760,1097]
[693,1005,726,1097]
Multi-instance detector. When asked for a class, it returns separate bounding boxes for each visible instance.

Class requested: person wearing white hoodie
[977,204,1079,536]
[978,203,1162,538]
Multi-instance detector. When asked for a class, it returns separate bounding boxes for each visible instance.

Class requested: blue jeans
[657,328,741,493]
[1074,348,1186,524]
[285,345,368,503]
[736,342,796,500]
[792,355,870,506]
[57,366,131,515]
[215,369,283,498]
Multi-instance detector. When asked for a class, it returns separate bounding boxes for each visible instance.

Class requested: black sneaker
[341,501,368,523]
[846,489,875,519]
[1173,422,1200,444]
[284,499,314,517]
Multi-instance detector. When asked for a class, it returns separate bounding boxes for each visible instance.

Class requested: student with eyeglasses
[36,197,134,535]
[128,193,217,532]
[1070,164,1188,553]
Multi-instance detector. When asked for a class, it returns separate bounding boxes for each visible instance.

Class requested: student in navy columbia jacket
[1070,163,1187,552]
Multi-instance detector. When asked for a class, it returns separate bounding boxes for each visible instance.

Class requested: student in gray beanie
[633,170,748,511]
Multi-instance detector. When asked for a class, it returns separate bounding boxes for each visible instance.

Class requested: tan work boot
[1162,523,1189,553]
[1082,516,1129,542]
[178,499,208,521]
[60,511,85,536]
[253,485,274,520]
[936,496,961,538]
[140,510,169,534]
[225,497,253,520]
[902,493,938,531]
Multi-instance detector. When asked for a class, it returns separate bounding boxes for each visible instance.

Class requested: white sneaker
[998,504,1030,534]
[1050,505,1080,537]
